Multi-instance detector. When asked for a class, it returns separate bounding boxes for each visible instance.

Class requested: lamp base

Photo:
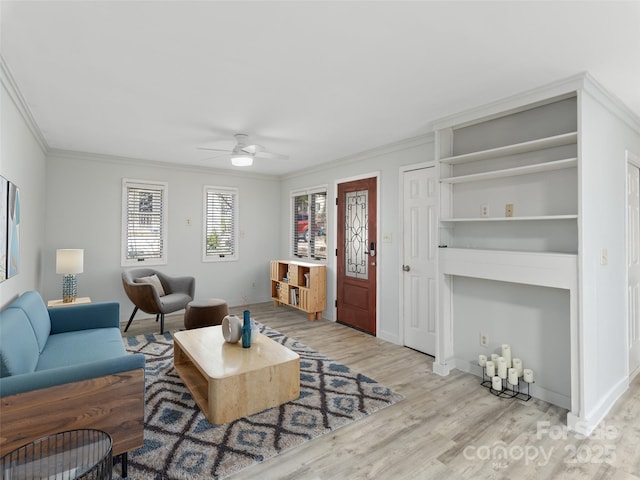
[62,274,78,303]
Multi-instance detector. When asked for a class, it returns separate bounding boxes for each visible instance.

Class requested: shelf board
[440,215,578,222]
[440,132,577,165]
[440,158,577,184]
[439,247,578,290]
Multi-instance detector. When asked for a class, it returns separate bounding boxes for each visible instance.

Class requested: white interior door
[402,166,437,355]
[628,160,640,377]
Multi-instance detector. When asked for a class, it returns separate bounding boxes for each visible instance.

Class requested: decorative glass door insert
[345,189,368,279]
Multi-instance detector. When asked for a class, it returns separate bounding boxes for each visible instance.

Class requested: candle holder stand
[480,367,533,401]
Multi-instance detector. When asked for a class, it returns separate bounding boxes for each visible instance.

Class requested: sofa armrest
[48,302,120,333]
[1,369,145,457]
[0,353,145,397]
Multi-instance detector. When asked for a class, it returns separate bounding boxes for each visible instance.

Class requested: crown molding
[0,54,49,154]
[283,132,434,181]
[430,73,588,131]
[430,72,640,135]
[46,148,281,182]
[580,72,640,136]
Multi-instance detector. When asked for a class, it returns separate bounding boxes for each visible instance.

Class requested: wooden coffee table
[173,325,300,424]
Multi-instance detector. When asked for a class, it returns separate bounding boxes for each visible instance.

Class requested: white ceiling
[2,1,639,176]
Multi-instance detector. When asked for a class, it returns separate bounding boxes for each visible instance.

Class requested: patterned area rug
[119,324,404,479]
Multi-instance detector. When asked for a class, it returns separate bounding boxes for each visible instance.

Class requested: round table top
[188,298,228,308]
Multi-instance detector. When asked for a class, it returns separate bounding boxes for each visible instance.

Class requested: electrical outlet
[481,204,489,217]
[505,203,514,217]
[480,332,489,347]
[601,248,608,265]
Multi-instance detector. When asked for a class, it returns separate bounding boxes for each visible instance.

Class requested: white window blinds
[121,179,168,266]
[203,186,238,261]
[291,187,327,261]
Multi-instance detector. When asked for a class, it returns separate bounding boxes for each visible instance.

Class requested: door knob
[402,265,410,272]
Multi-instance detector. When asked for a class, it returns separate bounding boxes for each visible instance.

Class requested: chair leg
[123,307,139,332]
[155,314,160,322]
[160,313,165,334]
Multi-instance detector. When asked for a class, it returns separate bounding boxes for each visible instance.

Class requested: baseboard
[567,375,629,436]
[433,358,455,376]
[454,357,571,410]
[377,330,400,345]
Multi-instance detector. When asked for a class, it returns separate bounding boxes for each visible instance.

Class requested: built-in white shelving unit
[434,93,579,413]
[430,73,640,437]
[438,95,578,252]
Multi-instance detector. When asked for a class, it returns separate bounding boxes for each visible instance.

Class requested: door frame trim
[626,149,640,380]
[398,162,437,347]
[334,172,380,336]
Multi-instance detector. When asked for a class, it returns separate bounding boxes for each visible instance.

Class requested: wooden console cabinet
[270,260,326,320]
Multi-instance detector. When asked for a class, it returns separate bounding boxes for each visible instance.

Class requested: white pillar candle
[512,358,523,377]
[508,368,518,386]
[491,353,499,362]
[501,344,512,368]
[492,376,502,391]
[485,361,495,377]
[497,357,507,379]
[478,354,487,367]
[523,369,534,383]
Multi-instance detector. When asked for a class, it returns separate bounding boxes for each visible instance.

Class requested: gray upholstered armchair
[122,268,195,334]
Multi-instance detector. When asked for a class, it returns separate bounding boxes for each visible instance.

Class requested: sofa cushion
[159,292,191,311]
[9,290,51,353]
[0,308,40,377]
[36,328,126,371]
[134,274,166,296]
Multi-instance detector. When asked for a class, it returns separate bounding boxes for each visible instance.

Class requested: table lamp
[56,249,84,303]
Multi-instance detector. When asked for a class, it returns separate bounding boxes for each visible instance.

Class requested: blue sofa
[0,291,145,476]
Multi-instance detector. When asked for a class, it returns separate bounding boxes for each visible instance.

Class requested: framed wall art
[0,176,7,282]
[7,180,20,279]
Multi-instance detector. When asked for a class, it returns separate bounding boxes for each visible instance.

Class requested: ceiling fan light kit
[198,133,288,167]
[231,154,253,167]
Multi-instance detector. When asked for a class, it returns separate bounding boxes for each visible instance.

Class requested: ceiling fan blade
[255,151,289,160]
[241,144,265,155]
[199,152,231,161]
[197,146,232,152]
[198,133,287,164]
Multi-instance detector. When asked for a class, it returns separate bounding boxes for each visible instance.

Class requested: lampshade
[56,249,84,274]
[231,154,253,167]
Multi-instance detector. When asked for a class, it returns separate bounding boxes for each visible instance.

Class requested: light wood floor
[123,303,640,480]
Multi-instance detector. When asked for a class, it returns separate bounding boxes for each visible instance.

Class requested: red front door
[336,177,377,335]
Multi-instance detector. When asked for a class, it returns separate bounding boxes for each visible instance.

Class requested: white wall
[0,74,47,307]
[577,86,640,428]
[279,135,433,343]
[453,278,571,408]
[43,153,281,322]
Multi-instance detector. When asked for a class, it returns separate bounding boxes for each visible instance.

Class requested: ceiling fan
[198,134,288,167]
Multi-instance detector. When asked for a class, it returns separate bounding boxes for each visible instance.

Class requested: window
[203,186,238,262]
[291,187,327,260]
[121,179,168,266]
